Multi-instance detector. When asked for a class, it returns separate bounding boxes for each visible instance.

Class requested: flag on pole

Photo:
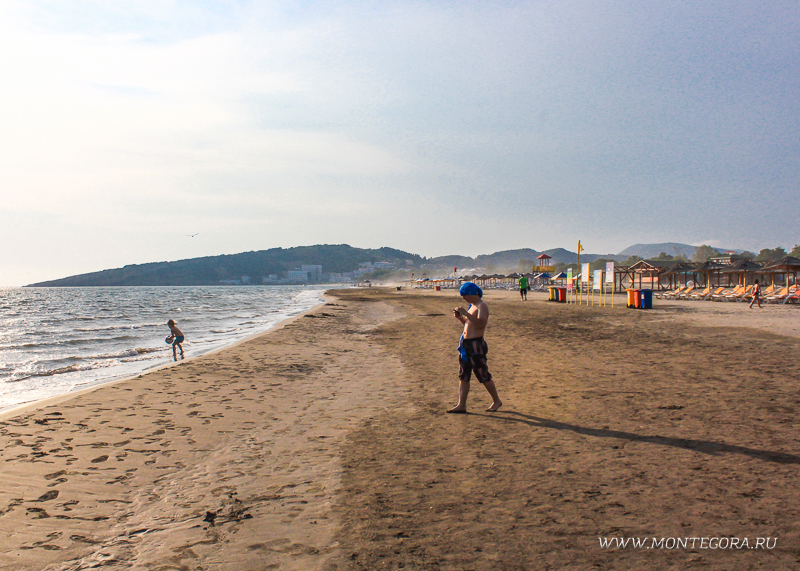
[578,241,584,253]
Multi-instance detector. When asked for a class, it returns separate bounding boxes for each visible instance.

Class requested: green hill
[27,245,425,287]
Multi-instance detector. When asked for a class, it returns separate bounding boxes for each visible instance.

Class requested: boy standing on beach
[166,319,185,358]
[519,274,528,300]
[447,282,503,413]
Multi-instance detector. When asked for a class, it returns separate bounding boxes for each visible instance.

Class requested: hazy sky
[2,1,798,285]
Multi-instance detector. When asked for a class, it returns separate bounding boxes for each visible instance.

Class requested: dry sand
[1,288,799,570]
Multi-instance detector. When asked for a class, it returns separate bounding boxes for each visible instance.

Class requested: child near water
[166,319,185,358]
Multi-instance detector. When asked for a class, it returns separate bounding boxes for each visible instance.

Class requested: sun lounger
[724,284,753,302]
[782,287,800,304]
[692,286,724,301]
[675,285,696,300]
[657,286,685,299]
[710,286,739,301]
[766,285,795,303]
[688,285,712,300]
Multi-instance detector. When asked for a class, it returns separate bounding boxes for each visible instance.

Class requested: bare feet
[485,401,503,412]
[446,406,467,414]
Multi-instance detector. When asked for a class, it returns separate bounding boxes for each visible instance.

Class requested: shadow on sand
[472,410,800,465]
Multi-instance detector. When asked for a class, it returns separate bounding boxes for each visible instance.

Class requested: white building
[287,270,308,282]
[301,265,323,282]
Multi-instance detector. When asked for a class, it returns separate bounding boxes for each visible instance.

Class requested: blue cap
[459,282,483,297]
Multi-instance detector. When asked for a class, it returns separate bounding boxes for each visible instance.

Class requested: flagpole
[576,240,581,305]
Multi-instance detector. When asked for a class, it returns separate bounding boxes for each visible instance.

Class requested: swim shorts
[173,336,185,345]
[458,337,492,384]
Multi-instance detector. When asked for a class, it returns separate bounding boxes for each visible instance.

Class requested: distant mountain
[617,242,747,260]
[475,249,541,268]
[27,245,425,287]
[617,243,698,260]
[425,255,477,269]
[540,248,620,265]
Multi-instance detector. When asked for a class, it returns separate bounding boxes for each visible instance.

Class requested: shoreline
[0,295,330,421]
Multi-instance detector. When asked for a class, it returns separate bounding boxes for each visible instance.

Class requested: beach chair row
[656,284,800,303]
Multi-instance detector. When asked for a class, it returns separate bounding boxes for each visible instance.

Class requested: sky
[1,0,798,285]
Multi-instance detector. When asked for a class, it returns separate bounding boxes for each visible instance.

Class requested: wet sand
[1,288,798,570]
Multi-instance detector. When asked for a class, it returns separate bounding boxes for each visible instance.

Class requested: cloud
[1,0,799,284]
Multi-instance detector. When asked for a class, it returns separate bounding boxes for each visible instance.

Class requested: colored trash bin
[434,285,441,291]
[626,289,637,308]
[558,287,567,302]
[640,289,653,309]
[548,286,556,301]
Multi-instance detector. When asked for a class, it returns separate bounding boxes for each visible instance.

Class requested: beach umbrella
[760,256,800,289]
[720,259,762,286]
[691,260,726,287]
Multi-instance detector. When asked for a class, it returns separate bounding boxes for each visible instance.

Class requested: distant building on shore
[301,265,323,282]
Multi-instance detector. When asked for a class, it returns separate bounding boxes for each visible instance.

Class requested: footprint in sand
[91,455,109,463]
[36,490,59,502]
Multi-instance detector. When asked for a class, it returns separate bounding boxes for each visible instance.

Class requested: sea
[0,285,331,412]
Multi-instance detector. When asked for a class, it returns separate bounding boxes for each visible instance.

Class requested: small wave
[8,362,96,382]
[67,347,165,360]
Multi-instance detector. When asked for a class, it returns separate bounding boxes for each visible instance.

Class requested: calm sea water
[0,285,330,410]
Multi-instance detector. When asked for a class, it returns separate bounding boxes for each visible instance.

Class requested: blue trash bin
[640,289,653,309]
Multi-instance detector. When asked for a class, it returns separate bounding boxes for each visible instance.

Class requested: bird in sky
[187,233,199,237]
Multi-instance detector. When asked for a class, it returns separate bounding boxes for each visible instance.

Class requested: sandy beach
[1,288,799,570]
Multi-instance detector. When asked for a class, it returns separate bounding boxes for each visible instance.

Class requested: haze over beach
[3,3,800,569]
[2,1,798,286]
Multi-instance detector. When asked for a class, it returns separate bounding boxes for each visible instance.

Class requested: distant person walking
[166,319,185,359]
[519,275,528,300]
[447,282,502,414]
[749,280,762,309]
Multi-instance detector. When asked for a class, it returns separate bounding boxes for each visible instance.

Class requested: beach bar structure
[760,256,800,289]
[613,260,674,292]
[613,259,775,293]
[533,254,554,273]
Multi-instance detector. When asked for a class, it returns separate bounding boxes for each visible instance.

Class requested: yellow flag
[578,241,584,253]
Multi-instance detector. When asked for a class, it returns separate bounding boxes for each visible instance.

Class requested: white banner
[605,261,615,282]
[593,269,603,291]
[581,263,590,283]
